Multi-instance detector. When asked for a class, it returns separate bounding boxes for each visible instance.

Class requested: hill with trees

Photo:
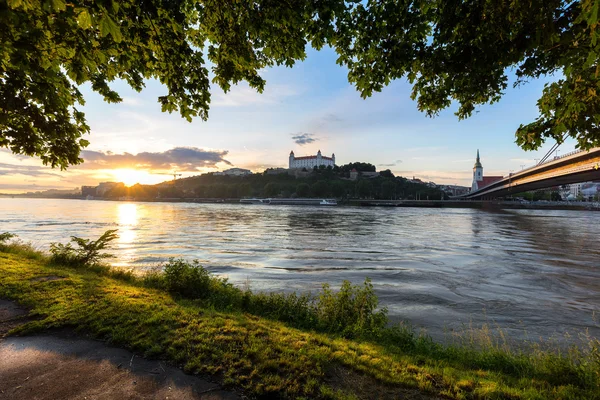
[101,163,446,201]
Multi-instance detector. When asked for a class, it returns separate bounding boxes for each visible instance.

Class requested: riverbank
[1,244,599,399]
[3,195,599,211]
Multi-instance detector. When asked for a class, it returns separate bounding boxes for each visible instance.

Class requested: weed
[49,229,118,268]
[0,232,16,243]
[315,279,387,338]
[0,233,46,261]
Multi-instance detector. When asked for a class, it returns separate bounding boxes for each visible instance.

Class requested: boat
[319,199,337,206]
[240,198,337,206]
[240,198,271,205]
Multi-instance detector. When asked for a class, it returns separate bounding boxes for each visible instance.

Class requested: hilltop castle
[289,150,335,169]
[471,150,503,191]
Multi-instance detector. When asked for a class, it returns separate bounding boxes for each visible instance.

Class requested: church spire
[474,149,482,168]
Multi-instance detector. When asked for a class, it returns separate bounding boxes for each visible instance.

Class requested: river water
[1,198,599,343]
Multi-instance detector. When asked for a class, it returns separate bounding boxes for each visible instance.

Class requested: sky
[0,46,579,193]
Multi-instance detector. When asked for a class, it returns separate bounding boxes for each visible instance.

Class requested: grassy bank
[0,242,599,399]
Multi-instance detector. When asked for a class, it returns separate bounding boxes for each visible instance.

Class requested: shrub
[245,291,317,328]
[155,259,390,338]
[50,229,118,268]
[315,278,388,338]
[162,258,237,304]
[0,232,16,244]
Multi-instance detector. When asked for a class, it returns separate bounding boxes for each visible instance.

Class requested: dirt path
[0,300,241,400]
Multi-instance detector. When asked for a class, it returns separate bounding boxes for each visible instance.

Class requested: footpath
[0,299,240,400]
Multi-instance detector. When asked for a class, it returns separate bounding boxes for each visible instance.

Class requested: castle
[471,150,503,191]
[289,150,335,169]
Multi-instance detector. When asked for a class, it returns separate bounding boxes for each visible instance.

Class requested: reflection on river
[2,198,599,341]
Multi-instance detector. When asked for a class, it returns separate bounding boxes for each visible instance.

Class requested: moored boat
[240,198,337,206]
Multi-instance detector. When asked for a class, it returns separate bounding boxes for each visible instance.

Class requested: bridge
[458,147,600,200]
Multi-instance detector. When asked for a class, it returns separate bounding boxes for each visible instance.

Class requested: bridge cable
[537,133,568,165]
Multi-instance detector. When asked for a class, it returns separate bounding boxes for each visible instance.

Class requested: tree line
[102,165,446,201]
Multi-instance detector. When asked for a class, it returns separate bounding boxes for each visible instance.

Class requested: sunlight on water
[116,203,138,264]
[1,198,599,342]
[117,203,138,227]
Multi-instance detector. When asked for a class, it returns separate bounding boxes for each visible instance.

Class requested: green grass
[0,243,599,399]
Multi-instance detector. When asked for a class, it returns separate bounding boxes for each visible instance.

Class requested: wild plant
[49,229,119,268]
[0,232,16,244]
[315,278,388,338]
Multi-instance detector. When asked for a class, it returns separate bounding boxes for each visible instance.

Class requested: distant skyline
[0,46,579,193]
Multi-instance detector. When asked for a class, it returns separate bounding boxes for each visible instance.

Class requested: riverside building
[289,150,335,169]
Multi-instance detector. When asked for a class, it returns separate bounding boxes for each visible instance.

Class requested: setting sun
[111,169,160,186]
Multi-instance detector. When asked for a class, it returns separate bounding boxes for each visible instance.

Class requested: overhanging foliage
[1,1,599,168]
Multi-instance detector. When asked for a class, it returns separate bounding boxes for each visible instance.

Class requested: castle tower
[332,153,335,165]
[472,149,483,191]
[289,150,295,169]
[317,149,322,166]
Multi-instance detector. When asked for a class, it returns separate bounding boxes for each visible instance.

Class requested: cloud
[0,163,61,177]
[79,147,232,172]
[121,97,143,106]
[0,183,68,191]
[292,133,317,146]
[378,160,402,167]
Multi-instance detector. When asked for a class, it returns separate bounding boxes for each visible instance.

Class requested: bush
[245,291,317,328]
[154,259,389,339]
[161,258,239,305]
[0,232,16,244]
[315,279,388,338]
[50,229,119,268]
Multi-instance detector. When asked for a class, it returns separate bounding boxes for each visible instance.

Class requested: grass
[0,241,599,399]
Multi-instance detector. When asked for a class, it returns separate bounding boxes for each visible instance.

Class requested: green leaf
[51,0,66,12]
[6,0,23,9]
[585,51,597,68]
[591,0,599,26]
[99,15,122,43]
[77,10,92,29]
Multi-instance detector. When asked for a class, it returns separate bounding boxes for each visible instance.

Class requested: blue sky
[0,46,578,192]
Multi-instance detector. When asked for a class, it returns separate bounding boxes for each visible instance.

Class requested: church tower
[472,149,483,191]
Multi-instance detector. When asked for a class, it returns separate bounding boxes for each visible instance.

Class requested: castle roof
[294,155,333,161]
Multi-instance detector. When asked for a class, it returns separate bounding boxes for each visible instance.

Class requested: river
[2,198,599,343]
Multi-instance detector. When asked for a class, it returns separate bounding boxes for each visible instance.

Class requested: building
[361,171,380,179]
[567,182,600,200]
[96,182,124,196]
[265,168,288,175]
[289,150,335,169]
[214,168,252,176]
[81,186,97,197]
[471,150,503,191]
[440,185,470,196]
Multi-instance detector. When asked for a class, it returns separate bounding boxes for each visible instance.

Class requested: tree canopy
[2,1,599,168]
